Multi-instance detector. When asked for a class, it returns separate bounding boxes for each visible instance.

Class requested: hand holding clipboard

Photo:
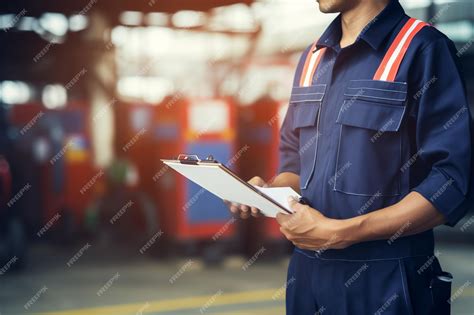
[162,154,301,218]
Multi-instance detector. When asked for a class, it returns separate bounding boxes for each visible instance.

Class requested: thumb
[287,196,301,212]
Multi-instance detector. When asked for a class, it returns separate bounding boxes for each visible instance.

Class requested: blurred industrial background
[0,0,473,314]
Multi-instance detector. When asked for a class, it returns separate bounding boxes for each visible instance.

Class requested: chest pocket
[334,80,407,196]
[290,84,326,189]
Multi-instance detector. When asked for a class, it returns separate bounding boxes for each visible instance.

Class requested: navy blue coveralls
[279,1,472,314]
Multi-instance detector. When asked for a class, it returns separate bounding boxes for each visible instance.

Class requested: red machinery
[110,102,159,242]
[9,102,95,239]
[153,95,237,262]
[237,96,290,255]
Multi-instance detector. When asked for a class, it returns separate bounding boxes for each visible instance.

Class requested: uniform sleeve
[411,37,472,226]
[279,103,300,174]
[278,46,312,175]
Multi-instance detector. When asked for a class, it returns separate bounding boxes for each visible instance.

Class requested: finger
[240,204,250,212]
[229,205,239,213]
[229,202,240,213]
[287,196,307,213]
[287,196,299,212]
[250,207,260,217]
[249,176,266,187]
[240,211,251,219]
[276,212,288,225]
[277,213,296,230]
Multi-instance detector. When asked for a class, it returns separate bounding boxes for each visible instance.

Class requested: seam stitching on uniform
[333,124,343,191]
[398,259,412,314]
[347,87,408,93]
[349,79,407,86]
[291,92,325,96]
[343,93,406,102]
[290,99,324,104]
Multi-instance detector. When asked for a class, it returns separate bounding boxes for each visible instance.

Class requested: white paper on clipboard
[162,159,299,217]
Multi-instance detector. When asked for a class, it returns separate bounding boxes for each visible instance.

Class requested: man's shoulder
[408,17,452,50]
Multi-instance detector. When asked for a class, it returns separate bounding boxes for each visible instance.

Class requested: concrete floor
[0,242,472,315]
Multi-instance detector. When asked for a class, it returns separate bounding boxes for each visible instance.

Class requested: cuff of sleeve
[278,157,300,175]
[412,170,466,227]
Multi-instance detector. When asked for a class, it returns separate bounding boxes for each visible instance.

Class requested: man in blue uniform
[230,0,471,314]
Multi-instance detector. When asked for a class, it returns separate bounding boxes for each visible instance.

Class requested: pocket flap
[336,100,406,132]
[290,84,326,103]
[293,103,320,129]
[345,80,407,105]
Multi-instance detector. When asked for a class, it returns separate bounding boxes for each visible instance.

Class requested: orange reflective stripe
[299,44,326,87]
[385,21,428,81]
[306,47,327,86]
[299,42,318,87]
[374,18,429,82]
[373,18,415,80]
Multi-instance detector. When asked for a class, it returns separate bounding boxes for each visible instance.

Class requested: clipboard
[161,154,295,217]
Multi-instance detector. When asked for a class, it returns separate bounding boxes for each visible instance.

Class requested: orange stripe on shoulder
[374,18,430,81]
[373,18,416,80]
[307,47,327,84]
[385,21,429,81]
[299,42,318,87]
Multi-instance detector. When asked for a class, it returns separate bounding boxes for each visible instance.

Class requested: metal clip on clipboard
[177,154,200,165]
[177,154,218,165]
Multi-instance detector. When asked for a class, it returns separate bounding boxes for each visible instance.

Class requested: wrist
[336,215,366,248]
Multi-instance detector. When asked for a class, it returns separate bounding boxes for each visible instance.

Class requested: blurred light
[437,20,474,42]
[144,27,172,54]
[220,72,240,96]
[69,14,89,32]
[32,19,46,35]
[117,77,173,103]
[145,12,169,26]
[39,13,69,37]
[188,100,229,134]
[111,25,129,46]
[142,78,173,103]
[33,138,51,163]
[172,10,206,28]
[400,0,431,8]
[119,11,143,26]
[209,4,256,31]
[125,164,139,187]
[42,84,67,109]
[17,16,35,31]
[0,14,15,30]
[0,81,31,104]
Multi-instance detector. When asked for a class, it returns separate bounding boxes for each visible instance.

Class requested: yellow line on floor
[38,287,474,315]
[217,306,285,315]
[39,288,284,315]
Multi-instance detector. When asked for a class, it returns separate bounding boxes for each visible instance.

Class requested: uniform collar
[316,0,406,51]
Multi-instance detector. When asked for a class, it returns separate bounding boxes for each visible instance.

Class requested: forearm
[341,191,446,245]
[269,172,300,193]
